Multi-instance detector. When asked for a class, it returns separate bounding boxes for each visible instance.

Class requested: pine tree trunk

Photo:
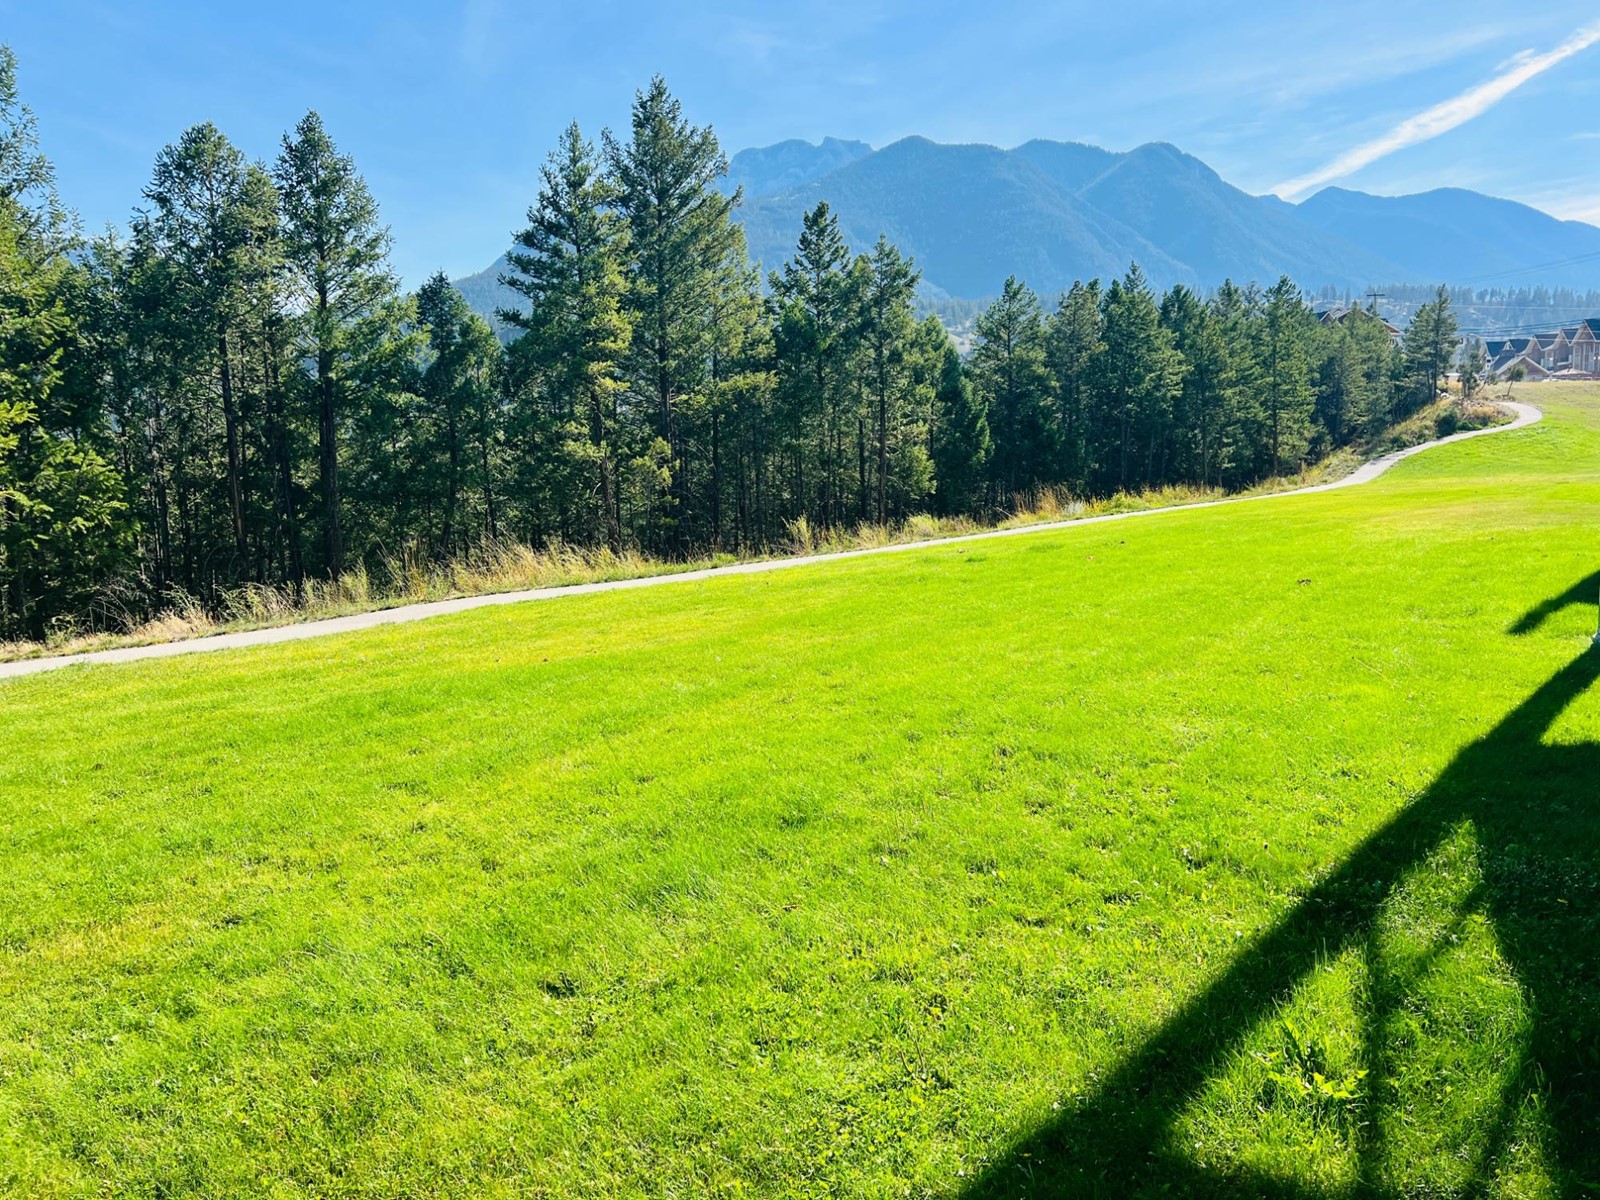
[444,406,460,559]
[317,342,342,578]
[218,329,247,563]
[876,377,889,526]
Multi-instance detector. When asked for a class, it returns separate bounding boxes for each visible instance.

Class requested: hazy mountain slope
[722,137,873,199]
[1076,143,1403,288]
[452,254,520,326]
[1010,139,1121,192]
[739,136,1195,296]
[1295,187,1600,291]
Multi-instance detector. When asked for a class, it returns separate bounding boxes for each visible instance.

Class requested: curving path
[0,402,1543,681]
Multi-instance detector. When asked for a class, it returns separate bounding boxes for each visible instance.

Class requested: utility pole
[1366,290,1387,316]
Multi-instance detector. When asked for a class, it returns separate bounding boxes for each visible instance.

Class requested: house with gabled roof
[1481,319,1599,380]
[1571,319,1600,376]
[1494,352,1553,382]
[1316,303,1404,343]
[1535,330,1570,372]
[1489,336,1540,377]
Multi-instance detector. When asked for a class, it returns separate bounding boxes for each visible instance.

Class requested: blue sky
[4,1,1599,287]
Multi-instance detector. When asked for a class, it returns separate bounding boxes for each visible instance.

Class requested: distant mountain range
[453,136,1600,318]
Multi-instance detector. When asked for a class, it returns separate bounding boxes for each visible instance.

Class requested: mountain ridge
[453,136,1600,318]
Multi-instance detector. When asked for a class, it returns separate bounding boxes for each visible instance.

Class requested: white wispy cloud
[1559,202,1600,225]
[1273,22,1600,199]
[1522,182,1600,227]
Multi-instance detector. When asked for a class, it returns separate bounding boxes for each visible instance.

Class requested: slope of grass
[1,383,1596,1198]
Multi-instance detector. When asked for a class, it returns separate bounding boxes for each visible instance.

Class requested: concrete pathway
[0,402,1543,681]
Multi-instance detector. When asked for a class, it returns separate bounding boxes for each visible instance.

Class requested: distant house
[1479,319,1600,380]
[1316,303,1404,343]
[1534,330,1570,372]
[1495,353,1553,382]
[1488,336,1539,378]
[1572,320,1600,375]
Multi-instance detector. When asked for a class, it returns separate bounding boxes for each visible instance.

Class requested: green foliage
[1258,1016,1368,1127]
[413,273,504,557]
[503,122,633,551]
[604,76,742,551]
[0,139,128,639]
[1401,285,1460,412]
[276,109,410,575]
[971,276,1052,497]
[1047,278,1103,484]
[0,44,66,249]
[1259,276,1315,475]
[1091,265,1186,492]
[930,342,990,514]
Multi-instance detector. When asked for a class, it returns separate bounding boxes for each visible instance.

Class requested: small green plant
[1259,1016,1367,1128]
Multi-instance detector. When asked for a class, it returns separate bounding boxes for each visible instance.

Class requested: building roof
[1496,353,1551,379]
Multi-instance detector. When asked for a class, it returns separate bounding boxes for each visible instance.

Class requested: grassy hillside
[3,383,1599,1197]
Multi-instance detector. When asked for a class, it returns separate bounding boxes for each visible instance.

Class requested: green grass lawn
[3,384,1599,1199]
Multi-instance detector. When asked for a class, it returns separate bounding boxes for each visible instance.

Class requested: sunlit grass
[0,383,1594,1198]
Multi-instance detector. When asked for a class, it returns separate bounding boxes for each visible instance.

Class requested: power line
[1461,249,1600,285]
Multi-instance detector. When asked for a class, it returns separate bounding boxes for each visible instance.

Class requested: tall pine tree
[275,111,403,576]
[605,77,740,551]
[503,123,633,552]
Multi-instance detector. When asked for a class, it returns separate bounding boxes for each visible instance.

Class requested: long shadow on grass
[959,579,1600,1198]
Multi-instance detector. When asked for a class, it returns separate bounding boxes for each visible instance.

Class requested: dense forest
[1,52,1470,641]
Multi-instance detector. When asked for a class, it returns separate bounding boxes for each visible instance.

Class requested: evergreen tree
[702,224,770,547]
[930,341,991,515]
[605,77,740,551]
[141,124,269,565]
[858,236,920,523]
[1460,336,1486,403]
[0,45,67,249]
[972,276,1051,502]
[503,123,632,551]
[1401,285,1459,412]
[275,111,403,576]
[771,202,854,528]
[416,273,504,558]
[0,184,129,637]
[1045,279,1103,488]
[1259,276,1315,476]
[1094,266,1183,492]
[1161,285,1232,486]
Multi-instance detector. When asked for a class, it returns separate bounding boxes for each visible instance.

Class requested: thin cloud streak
[1273,22,1600,199]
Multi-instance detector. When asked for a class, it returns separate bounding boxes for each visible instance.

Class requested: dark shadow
[1507,570,1600,636]
[959,577,1600,1198]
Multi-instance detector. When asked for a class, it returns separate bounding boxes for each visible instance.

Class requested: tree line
[0,52,1463,640]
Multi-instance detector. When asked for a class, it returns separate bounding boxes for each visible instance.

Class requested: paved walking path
[0,402,1543,681]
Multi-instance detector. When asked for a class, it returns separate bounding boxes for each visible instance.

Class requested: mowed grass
[2,384,1599,1199]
